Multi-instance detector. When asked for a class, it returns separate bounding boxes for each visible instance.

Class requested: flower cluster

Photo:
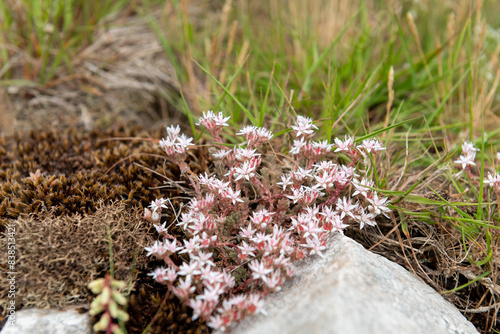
[454,141,500,196]
[158,124,195,172]
[454,141,479,171]
[144,112,389,331]
[485,152,500,195]
[485,171,500,194]
[196,110,231,142]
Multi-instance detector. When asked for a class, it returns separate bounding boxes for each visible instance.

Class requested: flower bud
[89,299,104,316]
[111,323,125,334]
[100,287,111,303]
[151,210,161,223]
[88,278,105,293]
[112,291,127,306]
[144,208,152,221]
[110,279,126,290]
[117,309,130,322]
[109,300,119,318]
[93,313,111,331]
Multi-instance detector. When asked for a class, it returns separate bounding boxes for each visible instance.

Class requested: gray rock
[1,308,91,334]
[227,234,478,334]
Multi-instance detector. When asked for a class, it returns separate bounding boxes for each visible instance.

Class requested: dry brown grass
[0,202,154,311]
[1,12,187,134]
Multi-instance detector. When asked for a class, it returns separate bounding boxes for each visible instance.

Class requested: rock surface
[226,234,479,334]
[1,308,91,334]
[0,235,480,334]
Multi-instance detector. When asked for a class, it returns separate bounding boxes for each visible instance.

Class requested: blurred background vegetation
[2,0,500,332]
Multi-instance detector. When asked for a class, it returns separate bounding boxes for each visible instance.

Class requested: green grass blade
[354,116,423,142]
[441,270,491,294]
[193,59,257,125]
[301,9,360,94]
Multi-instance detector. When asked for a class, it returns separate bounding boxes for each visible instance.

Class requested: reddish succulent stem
[252,177,273,208]
[465,166,481,188]
[217,242,238,248]
[163,256,179,270]
[184,170,201,196]
[234,277,255,293]
[101,275,114,334]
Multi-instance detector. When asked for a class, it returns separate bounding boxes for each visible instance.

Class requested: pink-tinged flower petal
[292,115,318,139]
[248,260,273,281]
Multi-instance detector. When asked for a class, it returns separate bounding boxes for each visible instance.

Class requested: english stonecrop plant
[144,111,390,331]
[88,274,129,334]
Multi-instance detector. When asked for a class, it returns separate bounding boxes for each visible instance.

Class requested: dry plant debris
[0,202,209,333]
[0,120,214,332]
[0,202,152,311]
[347,164,500,333]
[2,12,184,135]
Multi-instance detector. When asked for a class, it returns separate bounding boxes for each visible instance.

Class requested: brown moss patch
[125,277,209,334]
[0,202,211,333]
[0,124,208,228]
[0,202,153,311]
[0,122,215,332]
